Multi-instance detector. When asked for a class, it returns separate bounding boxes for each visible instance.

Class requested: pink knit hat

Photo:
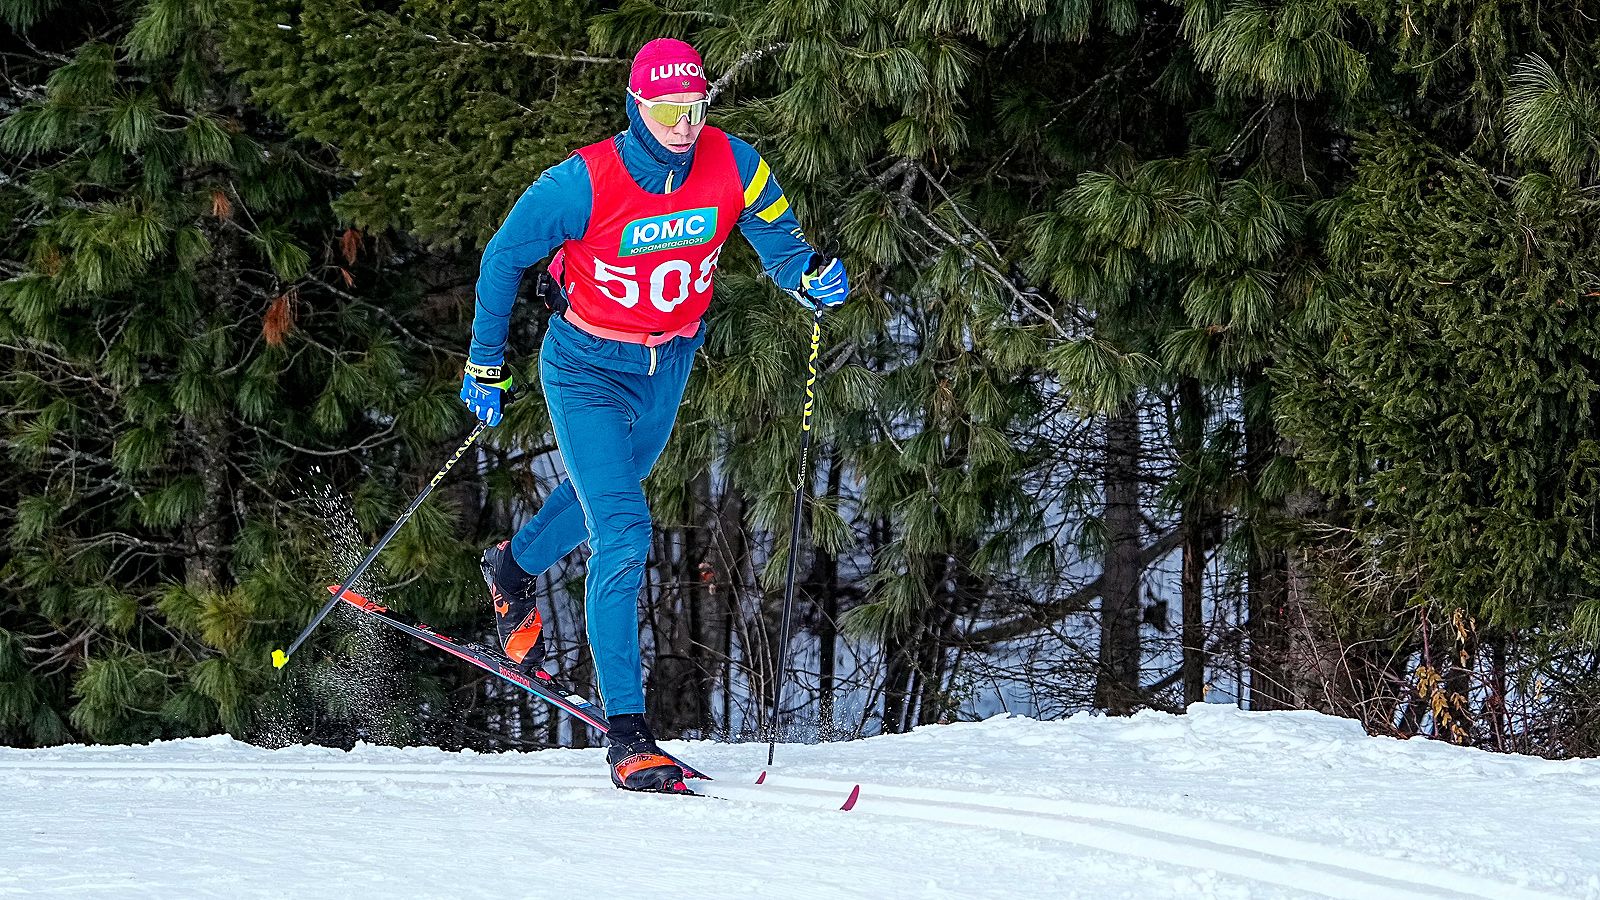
[629,38,708,100]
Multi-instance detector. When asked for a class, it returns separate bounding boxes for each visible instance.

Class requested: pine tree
[0,0,464,745]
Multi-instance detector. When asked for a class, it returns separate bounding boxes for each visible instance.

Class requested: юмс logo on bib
[618,208,718,257]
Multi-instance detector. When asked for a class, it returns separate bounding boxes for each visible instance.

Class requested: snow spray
[256,474,411,748]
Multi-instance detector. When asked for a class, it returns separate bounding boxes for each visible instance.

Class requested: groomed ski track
[6,708,1599,899]
[0,759,1563,900]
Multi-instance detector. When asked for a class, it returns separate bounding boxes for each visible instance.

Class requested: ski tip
[840,784,861,812]
[271,649,288,670]
[325,584,381,610]
[754,770,767,785]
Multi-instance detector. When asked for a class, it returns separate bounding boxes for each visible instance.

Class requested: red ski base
[321,585,712,782]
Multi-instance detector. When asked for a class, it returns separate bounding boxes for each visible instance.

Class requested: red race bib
[552,127,744,334]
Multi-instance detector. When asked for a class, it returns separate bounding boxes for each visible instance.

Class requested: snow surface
[5,705,1600,899]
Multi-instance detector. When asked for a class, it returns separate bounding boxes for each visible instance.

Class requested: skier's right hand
[461,362,514,427]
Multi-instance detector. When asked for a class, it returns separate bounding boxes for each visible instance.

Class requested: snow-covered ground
[4,705,1599,899]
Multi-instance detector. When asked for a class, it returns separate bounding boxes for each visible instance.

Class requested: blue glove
[798,256,848,309]
[460,362,514,427]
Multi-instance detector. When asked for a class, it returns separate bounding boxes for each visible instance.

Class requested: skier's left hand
[798,256,848,310]
[461,363,515,427]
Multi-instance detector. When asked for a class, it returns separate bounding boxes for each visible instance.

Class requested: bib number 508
[594,247,722,312]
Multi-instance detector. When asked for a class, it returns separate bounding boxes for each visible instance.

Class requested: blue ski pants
[508,313,702,717]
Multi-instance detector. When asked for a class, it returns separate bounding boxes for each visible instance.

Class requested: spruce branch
[914,160,1009,269]
[0,442,143,498]
[14,32,73,64]
[464,91,537,118]
[67,530,205,558]
[359,302,465,359]
[0,341,120,395]
[1219,99,1278,164]
[452,42,621,66]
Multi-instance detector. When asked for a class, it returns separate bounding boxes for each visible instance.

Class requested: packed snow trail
[5,707,1600,899]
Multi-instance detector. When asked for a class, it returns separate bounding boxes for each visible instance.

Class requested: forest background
[4,0,1600,758]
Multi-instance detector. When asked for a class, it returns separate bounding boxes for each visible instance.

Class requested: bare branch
[962,527,1183,646]
[708,43,790,103]
[884,166,1085,337]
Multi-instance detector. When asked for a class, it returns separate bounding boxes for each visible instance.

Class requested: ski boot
[480,541,547,674]
[606,714,689,794]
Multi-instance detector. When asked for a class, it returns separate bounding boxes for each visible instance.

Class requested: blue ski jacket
[469,102,817,367]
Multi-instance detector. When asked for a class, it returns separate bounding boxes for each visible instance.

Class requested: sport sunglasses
[629,90,710,127]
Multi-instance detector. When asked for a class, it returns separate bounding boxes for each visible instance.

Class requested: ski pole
[768,308,824,765]
[272,421,489,670]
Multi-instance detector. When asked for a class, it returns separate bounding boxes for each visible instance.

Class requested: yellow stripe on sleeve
[755,194,790,223]
[743,158,771,208]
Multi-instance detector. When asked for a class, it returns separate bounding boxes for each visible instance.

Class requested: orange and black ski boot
[606,714,689,793]
[480,541,547,674]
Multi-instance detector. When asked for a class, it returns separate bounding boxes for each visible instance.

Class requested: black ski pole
[272,420,488,670]
[768,308,824,765]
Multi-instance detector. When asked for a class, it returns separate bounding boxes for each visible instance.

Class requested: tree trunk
[1245,367,1293,710]
[815,453,842,738]
[186,225,238,593]
[712,485,747,737]
[542,578,565,747]
[1442,617,1477,746]
[1246,530,1290,711]
[648,473,714,739]
[1488,637,1508,751]
[881,632,914,734]
[1096,398,1143,715]
[186,412,232,591]
[1281,489,1342,711]
[917,602,958,727]
[568,616,594,749]
[913,550,970,727]
[1177,377,1210,707]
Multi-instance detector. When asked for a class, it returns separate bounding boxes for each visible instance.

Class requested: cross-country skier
[459,38,848,792]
